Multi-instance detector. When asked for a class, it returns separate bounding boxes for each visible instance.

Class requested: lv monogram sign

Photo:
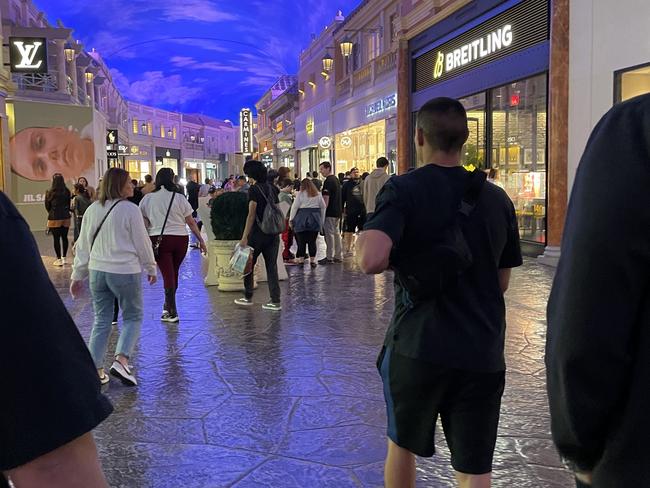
[9,37,48,73]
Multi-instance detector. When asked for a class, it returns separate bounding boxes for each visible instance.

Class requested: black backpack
[391,170,486,303]
[255,185,285,235]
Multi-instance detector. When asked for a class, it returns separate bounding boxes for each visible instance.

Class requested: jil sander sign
[9,37,48,73]
[414,0,548,91]
[240,108,254,154]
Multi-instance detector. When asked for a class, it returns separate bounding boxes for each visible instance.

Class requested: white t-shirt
[139,188,194,236]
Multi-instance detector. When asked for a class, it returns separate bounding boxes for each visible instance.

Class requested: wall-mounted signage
[341,136,352,148]
[106,129,118,145]
[9,37,47,74]
[107,150,118,159]
[319,136,332,149]
[261,154,273,167]
[306,118,314,134]
[366,94,397,118]
[240,108,254,154]
[277,140,294,150]
[118,144,129,154]
[413,0,549,91]
[276,121,284,133]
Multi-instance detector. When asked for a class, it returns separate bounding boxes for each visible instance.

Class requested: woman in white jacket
[289,178,326,268]
[70,168,157,387]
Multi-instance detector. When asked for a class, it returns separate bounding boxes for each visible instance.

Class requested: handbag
[91,200,123,250]
[153,192,175,258]
[255,185,285,235]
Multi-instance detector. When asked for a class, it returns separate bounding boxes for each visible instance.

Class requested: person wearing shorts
[357,97,522,488]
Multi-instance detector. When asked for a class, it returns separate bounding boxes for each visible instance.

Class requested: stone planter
[204,239,246,291]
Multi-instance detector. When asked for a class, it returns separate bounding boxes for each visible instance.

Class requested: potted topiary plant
[205,191,249,290]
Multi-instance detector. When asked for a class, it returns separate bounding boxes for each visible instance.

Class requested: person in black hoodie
[546,94,650,488]
[44,173,72,266]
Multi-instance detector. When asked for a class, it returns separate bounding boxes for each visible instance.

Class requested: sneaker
[112,321,118,326]
[98,371,110,385]
[53,258,63,267]
[235,298,254,306]
[110,361,137,386]
[262,302,282,311]
[61,256,70,265]
[333,258,343,263]
[318,258,333,265]
[162,313,180,323]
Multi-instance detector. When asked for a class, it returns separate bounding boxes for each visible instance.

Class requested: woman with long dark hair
[235,160,282,310]
[140,168,206,323]
[289,178,326,268]
[45,173,72,266]
[70,168,157,386]
[77,176,96,201]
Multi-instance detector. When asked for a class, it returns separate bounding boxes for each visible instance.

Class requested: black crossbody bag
[392,170,487,303]
[152,192,175,258]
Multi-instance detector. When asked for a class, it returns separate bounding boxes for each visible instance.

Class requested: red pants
[152,235,188,288]
[282,220,294,260]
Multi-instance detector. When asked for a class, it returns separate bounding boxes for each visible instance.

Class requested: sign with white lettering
[414,0,548,91]
[107,150,118,159]
[366,94,397,118]
[319,136,332,149]
[9,37,48,74]
[240,108,254,154]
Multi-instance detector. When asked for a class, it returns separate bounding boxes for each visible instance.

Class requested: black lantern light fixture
[322,53,334,72]
[141,122,147,132]
[84,70,94,83]
[339,38,353,58]
[167,129,173,137]
[64,43,75,62]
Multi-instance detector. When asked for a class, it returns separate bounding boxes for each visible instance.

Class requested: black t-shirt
[322,175,342,218]
[248,182,280,232]
[342,179,365,215]
[364,164,522,372]
[0,192,113,470]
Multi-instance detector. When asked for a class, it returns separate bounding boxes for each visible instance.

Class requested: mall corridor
[36,233,572,488]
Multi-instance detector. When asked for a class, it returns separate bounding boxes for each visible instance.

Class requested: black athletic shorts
[344,211,365,233]
[378,346,505,475]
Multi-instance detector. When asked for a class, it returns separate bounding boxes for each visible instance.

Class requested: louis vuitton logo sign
[8,37,48,73]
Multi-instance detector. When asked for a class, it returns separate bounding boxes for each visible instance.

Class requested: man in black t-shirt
[318,161,343,264]
[356,98,522,487]
[0,191,113,487]
[341,167,366,256]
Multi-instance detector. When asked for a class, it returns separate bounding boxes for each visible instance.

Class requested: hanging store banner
[240,108,254,154]
[413,0,549,91]
[106,129,118,145]
[9,37,48,74]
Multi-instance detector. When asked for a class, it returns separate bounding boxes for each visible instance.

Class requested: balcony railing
[336,77,351,98]
[353,64,372,87]
[374,49,397,78]
[12,73,58,92]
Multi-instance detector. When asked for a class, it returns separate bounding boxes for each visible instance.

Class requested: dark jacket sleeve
[44,190,52,212]
[546,96,650,470]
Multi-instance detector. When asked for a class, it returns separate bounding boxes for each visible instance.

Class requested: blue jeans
[88,271,143,368]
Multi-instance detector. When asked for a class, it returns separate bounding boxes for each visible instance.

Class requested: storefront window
[491,73,547,243]
[335,120,386,174]
[616,64,650,102]
[459,93,486,171]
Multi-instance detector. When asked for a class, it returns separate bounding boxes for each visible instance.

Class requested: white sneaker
[110,361,137,386]
[61,257,69,265]
[262,302,282,311]
[53,258,63,267]
[234,298,253,306]
[161,313,179,323]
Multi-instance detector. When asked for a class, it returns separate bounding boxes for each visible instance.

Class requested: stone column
[78,66,87,105]
[538,0,569,267]
[55,40,67,95]
[396,39,411,174]
[69,55,78,99]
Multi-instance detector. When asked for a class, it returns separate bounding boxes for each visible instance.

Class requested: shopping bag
[230,244,254,275]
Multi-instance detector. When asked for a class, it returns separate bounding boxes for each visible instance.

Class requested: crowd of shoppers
[14,93,650,488]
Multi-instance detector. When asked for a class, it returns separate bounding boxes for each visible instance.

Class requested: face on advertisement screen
[10,126,94,181]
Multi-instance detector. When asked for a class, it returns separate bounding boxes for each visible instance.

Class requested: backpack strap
[458,170,487,217]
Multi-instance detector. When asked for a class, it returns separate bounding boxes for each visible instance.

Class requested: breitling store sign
[414,0,548,91]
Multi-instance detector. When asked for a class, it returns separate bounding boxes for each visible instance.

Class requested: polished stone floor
[38,232,573,488]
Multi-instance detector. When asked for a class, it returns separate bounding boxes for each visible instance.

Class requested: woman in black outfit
[44,174,72,267]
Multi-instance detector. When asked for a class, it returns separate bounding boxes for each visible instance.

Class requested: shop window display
[335,120,386,174]
[459,93,486,171]
[491,74,547,243]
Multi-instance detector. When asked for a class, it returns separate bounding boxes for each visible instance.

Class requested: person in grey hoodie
[363,157,391,219]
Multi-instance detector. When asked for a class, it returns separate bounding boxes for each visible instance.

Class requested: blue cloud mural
[36,0,362,119]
